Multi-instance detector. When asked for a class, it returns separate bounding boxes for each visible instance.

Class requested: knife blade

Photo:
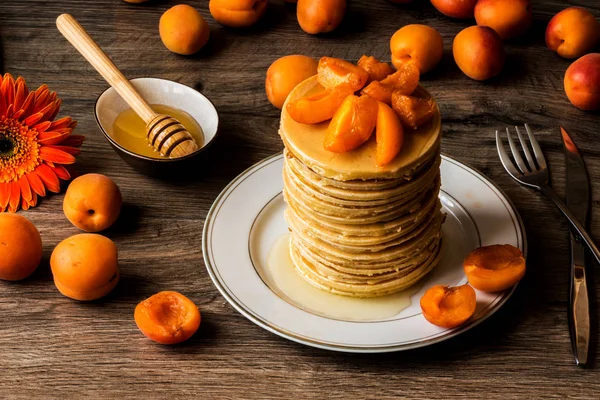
[561,126,590,366]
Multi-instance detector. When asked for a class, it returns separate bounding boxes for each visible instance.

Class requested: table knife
[561,126,590,366]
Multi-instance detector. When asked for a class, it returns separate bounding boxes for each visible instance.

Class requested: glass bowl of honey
[94,77,219,176]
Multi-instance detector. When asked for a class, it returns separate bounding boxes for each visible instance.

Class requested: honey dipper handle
[56,13,156,124]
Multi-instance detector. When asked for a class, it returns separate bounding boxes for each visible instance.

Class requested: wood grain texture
[1,0,600,398]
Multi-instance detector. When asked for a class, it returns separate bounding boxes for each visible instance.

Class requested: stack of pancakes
[280,76,443,298]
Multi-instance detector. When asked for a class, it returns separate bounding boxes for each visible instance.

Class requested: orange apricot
[564,53,600,111]
[375,102,404,166]
[209,0,268,28]
[317,56,369,92]
[63,173,122,233]
[286,86,353,124]
[464,244,526,292]
[453,25,505,81]
[390,24,444,74]
[361,63,420,104]
[297,0,346,35]
[420,284,477,329]
[475,0,532,40]
[135,291,201,345]
[0,214,42,281]
[430,0,478,19]
[324,94,378,153]
[50,234,119,301]
[391,92,436,129]
[357,55,395,82]
[159,5,210,55]
[546,7,600,59]
[266,55,318,109]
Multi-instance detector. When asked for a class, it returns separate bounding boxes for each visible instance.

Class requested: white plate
[203,153,526,353]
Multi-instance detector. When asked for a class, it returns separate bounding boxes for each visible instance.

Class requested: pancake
[278,74,444,298]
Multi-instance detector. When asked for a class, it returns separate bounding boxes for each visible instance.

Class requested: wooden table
[1,0,600,398]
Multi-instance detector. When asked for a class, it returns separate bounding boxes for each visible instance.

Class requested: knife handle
[541,186,600,265]
[569,244,590,366]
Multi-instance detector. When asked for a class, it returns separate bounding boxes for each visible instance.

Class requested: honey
[111,104,204,158]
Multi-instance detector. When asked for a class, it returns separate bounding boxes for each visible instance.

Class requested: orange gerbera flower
[0,73,84,212]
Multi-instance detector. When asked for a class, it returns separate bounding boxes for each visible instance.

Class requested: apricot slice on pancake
[391,92,435,129]
[324,94,378,153]
[286,86,353,124]
[375,101,404,166]
[464,244,526,292]
[357,55,395,82]
[361,63,420,104]
[317,56,369,92]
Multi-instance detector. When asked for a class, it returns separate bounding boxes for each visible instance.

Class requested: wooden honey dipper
[56,14,198,158]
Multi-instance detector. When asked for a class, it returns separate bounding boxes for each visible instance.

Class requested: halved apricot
[357,55,395,82]
[317,56,369,92]
[464,244,526,292]
[420,284,477,329]
[134,291,201,345]
[361,64,420,105]
[391,92,436,129]
[375,102,404,166]
[286,86,353,124]
[324,94,378,153]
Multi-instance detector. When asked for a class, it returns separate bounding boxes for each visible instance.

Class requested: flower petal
[53,165,71,180]
[17,175,32,203]
[33,120,52,133]
[37,131,71,145]
[18,91,36,120]
[21,196,30,211]
[8,181,21,212]
[47,99,62,121]
[40,146,76,164]
[49,116,72,130]
[0,88,6,117]
[1,73,15,108]
[33,86,50,112]
[29,192,38,208]
[60,135,85,148]
[23,111,44,127]
[35,164,60,193]
[46,145,80,156]
[25,171,46,197]
[13,78,26,112]
[0,182,10,210]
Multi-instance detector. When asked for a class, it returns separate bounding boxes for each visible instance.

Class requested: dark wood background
[1,0,600,398]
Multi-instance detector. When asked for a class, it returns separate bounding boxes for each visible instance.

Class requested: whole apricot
[430,0,477,19]
[546,7,600,59]
[266,55,318,109]
[297,0,346,35]
[475,0,532,40]
[453,26,505,80]
[0,214,42,281]
[63,173,122,233]
[135,291,201,344]
[564,53,600,111]
[390,24,443,74]
[209,0,268,28]
[50,234,120,301]
[159,5,210,55]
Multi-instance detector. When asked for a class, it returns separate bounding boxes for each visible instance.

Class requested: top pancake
[279,75,441,181]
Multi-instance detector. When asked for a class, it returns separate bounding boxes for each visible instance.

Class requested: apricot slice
[391,92,435,129]
[375,102,404,166]
[464,244,526,292]
[361,63,420,104]
[420,284,477,329]
[135,291,201,345]
[286,86,352,124]
[324,94,378,153]
[317,56,369,92]
[357,55,395,82]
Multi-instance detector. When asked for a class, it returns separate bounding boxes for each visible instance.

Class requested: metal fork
[496,124,600,265]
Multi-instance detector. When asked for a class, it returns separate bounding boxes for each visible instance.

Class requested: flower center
[0,135,15,158]
[0,117,41,183]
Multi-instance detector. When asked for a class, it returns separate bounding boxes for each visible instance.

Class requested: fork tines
[496,124,548,177]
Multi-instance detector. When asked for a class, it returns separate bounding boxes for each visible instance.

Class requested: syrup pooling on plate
[111,104,204,158]
[266,234,418,321]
